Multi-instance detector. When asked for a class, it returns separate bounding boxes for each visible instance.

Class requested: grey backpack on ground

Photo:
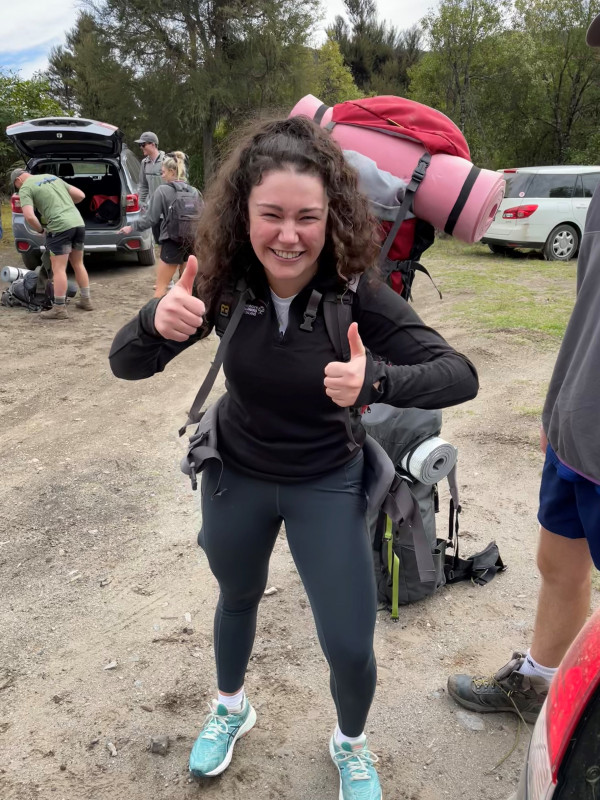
[364,404,506,616]
[364,406,449,613]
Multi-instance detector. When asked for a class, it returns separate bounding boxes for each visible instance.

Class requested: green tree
[512,0,600,163]
[46,12,139,137]
[0,70,63,193]
[311,37,361,104]
[410,0,504,134]
[329,0,422,95]
[91,0,320,182]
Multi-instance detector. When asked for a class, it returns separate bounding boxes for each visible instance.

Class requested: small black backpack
[165,183,204,245]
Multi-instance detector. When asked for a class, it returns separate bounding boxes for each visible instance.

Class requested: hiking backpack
[165,183,204,246]
[1,271,52,311]
[291,95,473,300]
[0,253,76,312]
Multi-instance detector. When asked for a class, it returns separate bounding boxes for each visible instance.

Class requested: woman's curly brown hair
[194,115,379,306]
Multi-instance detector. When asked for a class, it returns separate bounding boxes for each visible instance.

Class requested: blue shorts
[538,444,600,568]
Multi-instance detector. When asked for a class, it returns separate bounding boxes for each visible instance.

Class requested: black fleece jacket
[109,267,478,482]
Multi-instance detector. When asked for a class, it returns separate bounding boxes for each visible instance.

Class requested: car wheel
[544,224,579,261]
[488,244,510,255]
[137,247,156,266]
[21,250,42,270]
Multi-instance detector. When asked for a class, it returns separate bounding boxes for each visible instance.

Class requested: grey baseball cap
[10,168,26,191]
[587,13,600,46]
[134,131,159,145]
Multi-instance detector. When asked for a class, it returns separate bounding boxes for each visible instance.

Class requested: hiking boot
[189,697,256,777]
[75,296,93,311]
[39,304,68,320]
[330,735,382,800]
[447,652,550,723]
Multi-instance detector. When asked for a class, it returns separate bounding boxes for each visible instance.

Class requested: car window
[526,173,577,199]
[575,173,600,198]
[123,148,141,185]
[502,173,533,198]
[72,163,107,175]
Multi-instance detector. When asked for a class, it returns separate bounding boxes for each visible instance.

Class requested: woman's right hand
[154,256,205,341]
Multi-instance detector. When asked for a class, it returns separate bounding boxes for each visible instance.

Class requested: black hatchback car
[6,117,155,268]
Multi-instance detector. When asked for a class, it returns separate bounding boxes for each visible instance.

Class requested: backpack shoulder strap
[322,275,360,362]
[179,277,254,436]
[379,153,431,267]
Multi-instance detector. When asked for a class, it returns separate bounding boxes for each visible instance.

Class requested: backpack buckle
[299,309,317,331]
[299,289,322,332]
[411,155,431,185]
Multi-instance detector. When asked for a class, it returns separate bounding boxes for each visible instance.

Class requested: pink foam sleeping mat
[289,95,505,243]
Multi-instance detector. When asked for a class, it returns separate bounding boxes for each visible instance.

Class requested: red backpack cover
[309,96,471,297]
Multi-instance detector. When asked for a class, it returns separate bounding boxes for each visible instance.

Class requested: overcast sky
[0,0,437,79]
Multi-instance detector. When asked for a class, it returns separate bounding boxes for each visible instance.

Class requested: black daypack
[165,183,204,245]
[94,198,120,224]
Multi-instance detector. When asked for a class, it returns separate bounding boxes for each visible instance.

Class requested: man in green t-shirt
[11,168,94,320]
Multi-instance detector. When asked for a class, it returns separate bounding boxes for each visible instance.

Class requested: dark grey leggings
[199,451,377,737]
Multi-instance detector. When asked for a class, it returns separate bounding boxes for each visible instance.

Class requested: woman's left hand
[324,322,367,407]
[119,225,133,234]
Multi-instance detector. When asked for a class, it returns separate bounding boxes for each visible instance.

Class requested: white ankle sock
[518,649,557,682]
[218,688,245,711]
[334,724,366,748]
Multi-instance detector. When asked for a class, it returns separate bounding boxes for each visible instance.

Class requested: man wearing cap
[11,168,93,320]
[447,14,600,724]
[135,131,165,243]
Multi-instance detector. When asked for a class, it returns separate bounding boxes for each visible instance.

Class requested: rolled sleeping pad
[289,95,505,243]
[1,266,34,283]
[401,437,458,486]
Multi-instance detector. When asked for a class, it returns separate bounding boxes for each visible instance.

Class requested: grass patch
[1,202,14,247]
[425,238,576,340]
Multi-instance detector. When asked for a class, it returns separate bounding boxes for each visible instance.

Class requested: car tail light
[503,169,518,173]
[16,241,31,252]
[126,194,139,212]
[126,239,142,250]
[503,204,538,219]
[11,193,22,212]
[546,611,600,780]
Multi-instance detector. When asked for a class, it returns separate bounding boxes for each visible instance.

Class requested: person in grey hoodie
[447,11,600,726]
[135,131,165,243]
[120,151,201,297]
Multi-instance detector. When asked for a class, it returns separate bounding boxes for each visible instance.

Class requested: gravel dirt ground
[0,240,593,800]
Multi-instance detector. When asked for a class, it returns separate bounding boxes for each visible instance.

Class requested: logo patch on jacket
[244,303,266,317]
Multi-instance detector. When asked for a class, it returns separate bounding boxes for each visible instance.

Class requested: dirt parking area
[0,239,593,800]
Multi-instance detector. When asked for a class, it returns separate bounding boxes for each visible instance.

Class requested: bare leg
[530,526,592,667]
[49,253,70,297]
[68,249,90,290]
[154,260,179,298]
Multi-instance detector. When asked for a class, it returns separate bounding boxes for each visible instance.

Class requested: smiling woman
[109,114,478,798]
[248,170,328,297]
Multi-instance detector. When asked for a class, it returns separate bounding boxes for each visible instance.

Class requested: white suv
[481,165,600,260]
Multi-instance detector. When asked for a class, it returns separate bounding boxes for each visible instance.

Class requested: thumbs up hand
[154,255,206,341]
[324,322,367,407]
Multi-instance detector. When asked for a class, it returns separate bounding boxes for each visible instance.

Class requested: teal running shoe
[329,736,382,800]
[189,698,256,777]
